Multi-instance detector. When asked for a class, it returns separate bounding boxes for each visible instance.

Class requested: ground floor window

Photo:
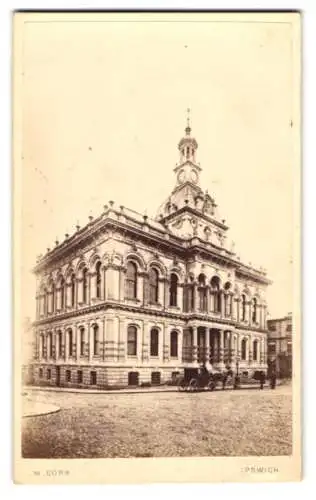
[128,371,139,386]
[65,369,71,382]
[77,370,83,384]
[171,371,180,381]
[90,371,97,385]
[151,371,161,385]
[39,368,43,378]
[47,368,51,380]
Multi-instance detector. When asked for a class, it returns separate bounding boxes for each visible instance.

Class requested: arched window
[93,324,99,356]
[58,330,62,357]
[126,262,137,299]
[68,329,73,357]
[40,333,45,357]
[149,268,159,303]
[127,325,137,356]
[48,331,53,358]
[80,327,85,356]
[51,283,55,313]
[198,274,207,312]
[96,261,102,299]
[170,330,178,358]
[211,276,221,313]
[241,294,247,321]
[150,328,159,357]
[169,273,178,307]
[43,288,48,315]
[241,338,247,361]
[82,267,88,304]
[253,340,258,361]
[252,298,257,323]
[71,273,76,306]
[60,277,65,309]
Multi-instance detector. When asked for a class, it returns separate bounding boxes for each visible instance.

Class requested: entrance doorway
[56,366,61,386]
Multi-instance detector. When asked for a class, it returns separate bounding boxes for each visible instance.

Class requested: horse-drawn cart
[178,367,221,392]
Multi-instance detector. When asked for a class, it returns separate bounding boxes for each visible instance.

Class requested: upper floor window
[93,324,99,356]
[252,298,257,323]
[170,330,178,358]
[127,325,137,356]
[48,331,53,358]
[96,261,102,298]
[149,268,159,303]
[169,273,178,307]
[80,327,85,356]
[286,324,292,333]
[150,328,159,357]
[60,277,65,309]
[126,262,137,299]
[58,330,63,357]
[287,342,292,355]
[211,276,221,313]
[71,273,76,306]
[241,294,247,321]
[51,283,55,313]
[198,274,207,312]
[82,267,88,303]
[40,333,45,357]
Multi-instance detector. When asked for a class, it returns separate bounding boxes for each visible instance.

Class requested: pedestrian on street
[270,372,277,390]
[259,371,266,390]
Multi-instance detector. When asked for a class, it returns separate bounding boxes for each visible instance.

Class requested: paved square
[22,384,292,458]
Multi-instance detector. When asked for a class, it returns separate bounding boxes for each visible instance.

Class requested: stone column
[205,286,209,313]
[194,284,199,313]
[178,328,183,363]
[220,292,225,317]
[248,335,252,363]
[119,268,125,301]
[209,290,213,313]
[142,321,149,362]
[178,284,183,311]
[64,330,68,362]
[192,326,198,363]
[158,278,164,306]
[164,279,169,308]
[163,323,169,362]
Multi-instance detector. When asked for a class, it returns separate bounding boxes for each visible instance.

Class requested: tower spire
[185,107,191,135]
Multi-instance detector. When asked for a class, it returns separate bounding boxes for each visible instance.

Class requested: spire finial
[186,108,191,135]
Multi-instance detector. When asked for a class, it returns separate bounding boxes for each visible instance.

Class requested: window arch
[198,274,207,312]
[93,324,99,356]
[241,294,247,321]
[169,273,178,307]
[96,261,102,299]
[82,267,88,304]
[126,261,137,299]
[170,330,178,358]
[253,339,258,361]
[71,273,76,306]
[211,276,221,313]
[67,328,73,357]
[252,298,257,323]
[150,328,159,357]
[149,268,159,303]
[241,338,247,361]
[127,325,137,356]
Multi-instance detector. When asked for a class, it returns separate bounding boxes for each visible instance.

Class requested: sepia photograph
[13,11,301,483]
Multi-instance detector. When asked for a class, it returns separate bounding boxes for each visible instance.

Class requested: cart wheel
[178,378,186,392]
[188,378,198,392]
[207,380,216,392]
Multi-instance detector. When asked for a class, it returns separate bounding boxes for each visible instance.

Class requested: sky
[19,14,296,321]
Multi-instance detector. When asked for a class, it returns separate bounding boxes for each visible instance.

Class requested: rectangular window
[127,326,137,356]
[268,343,276,354]
[287,342,292,355]
[65,369,71,382]
[39,368,43,378]
[268,323,277,331]
[47,369,51,380]
[90,371,97,385]
[77,370,83,384]
[286,324,292,332]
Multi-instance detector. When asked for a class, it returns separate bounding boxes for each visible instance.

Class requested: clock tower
[174,108,202,186]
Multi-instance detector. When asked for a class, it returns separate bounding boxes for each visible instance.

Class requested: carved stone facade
[31,117,271,388]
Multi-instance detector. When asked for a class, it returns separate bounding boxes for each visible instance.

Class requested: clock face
[190,169,198,183]
[178,170,185,184]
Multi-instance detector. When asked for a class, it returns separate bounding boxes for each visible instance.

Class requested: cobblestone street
[22,384,292,458]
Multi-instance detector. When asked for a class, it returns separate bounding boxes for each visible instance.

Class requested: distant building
[22,317,35,384]
[267,313,292,378]
[31,115,271,389]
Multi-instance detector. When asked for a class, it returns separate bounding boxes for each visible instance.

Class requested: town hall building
[31,115,271,388]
